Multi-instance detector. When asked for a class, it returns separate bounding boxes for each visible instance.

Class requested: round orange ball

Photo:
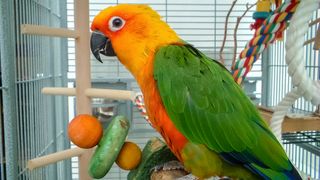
[116,141,142,170]
[68,114,103,149]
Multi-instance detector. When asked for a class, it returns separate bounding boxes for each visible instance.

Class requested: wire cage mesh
[266,8,320,180]
[67,0,262,179]
[0,65,5,180]
[0,0,70,179]
[0,0,319,179]
[282,131,320,179]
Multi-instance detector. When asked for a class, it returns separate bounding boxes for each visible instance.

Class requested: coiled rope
[270,0,320,140]
[232,0,299,84]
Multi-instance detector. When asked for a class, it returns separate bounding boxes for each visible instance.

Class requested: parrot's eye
[108,16,125,32]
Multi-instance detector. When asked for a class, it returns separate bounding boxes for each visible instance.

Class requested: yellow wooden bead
[116,141,142,170]
[256,0,271,12]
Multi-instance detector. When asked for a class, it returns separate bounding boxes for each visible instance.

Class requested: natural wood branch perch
[220,0,237,65]
[232,3,257,68]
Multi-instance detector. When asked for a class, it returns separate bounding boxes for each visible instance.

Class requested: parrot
[90,4,302,180]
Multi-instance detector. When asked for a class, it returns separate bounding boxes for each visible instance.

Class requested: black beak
[90,31,116,63]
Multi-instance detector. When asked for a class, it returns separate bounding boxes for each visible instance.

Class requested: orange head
[90,4,181,78]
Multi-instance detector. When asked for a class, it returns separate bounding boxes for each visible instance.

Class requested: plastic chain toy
[232,0,299,84]
[270,0,320,140]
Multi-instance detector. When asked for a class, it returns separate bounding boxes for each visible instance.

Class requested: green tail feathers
[249,162,302,180]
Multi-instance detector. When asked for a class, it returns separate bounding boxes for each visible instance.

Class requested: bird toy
[232,0,299,84]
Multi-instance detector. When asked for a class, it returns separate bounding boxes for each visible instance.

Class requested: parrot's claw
[152,160,185,172]
[175,174,199,180]
[176,174,231,180]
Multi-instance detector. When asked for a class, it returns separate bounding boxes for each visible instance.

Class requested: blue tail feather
[248,161,302,180]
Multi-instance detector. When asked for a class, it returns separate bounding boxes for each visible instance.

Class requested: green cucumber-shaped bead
[89,115,130,179]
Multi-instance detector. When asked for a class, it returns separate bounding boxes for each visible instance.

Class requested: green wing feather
[153,44,293,177]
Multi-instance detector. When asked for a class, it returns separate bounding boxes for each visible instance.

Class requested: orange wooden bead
[68,114,103,149]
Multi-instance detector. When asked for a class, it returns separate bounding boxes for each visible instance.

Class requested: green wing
[153,44,293,177]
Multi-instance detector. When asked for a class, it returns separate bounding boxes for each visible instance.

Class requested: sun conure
[90,4,302,180]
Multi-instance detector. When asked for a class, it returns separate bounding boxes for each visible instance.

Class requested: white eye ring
[108,16,125,32]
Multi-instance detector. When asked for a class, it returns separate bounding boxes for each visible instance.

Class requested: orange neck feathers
[137,55,188,160]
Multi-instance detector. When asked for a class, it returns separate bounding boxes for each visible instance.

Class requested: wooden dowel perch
[27,147,86,170]
[42,87,136,101]
[85,88,136,101]
[21,24,79,38]
[42,87,76,96]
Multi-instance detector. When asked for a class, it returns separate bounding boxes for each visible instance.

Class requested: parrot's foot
[151,160,232,180]
[151,160,189,180]
[152,160,185,172]
[175,174,199,180]
[176,174,231,180]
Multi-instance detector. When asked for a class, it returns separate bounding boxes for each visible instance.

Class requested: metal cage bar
[0,0,19,179]
[266,8,320,180]
[67,0,263,179]
[0,0,69,179]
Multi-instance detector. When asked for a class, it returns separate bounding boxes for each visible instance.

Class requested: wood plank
[313,26,320,50]
[258,106,320,133]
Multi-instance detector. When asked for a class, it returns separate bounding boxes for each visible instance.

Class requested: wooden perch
[220,0,237,65]
[42,87,136,101]
[313,26,320,50]
[27,147,87,170]
[42,87,76,96]
[85,88,136,101]
[21,24,79,38]
[309,17,320,27]
[303,37,316,46]
[304,17,320,50]
[258,106,320,133]
[232,3,257,67]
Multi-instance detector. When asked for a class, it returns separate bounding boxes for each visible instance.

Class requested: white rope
[271,0,320,140]
[270,88,302,140]
[286,0,320,105]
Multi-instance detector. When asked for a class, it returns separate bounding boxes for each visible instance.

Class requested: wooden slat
[282,116,320,133]
[258,106,320,133]
[313,27,320,50]
[309,17,320,27]
[303,37,316,46]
